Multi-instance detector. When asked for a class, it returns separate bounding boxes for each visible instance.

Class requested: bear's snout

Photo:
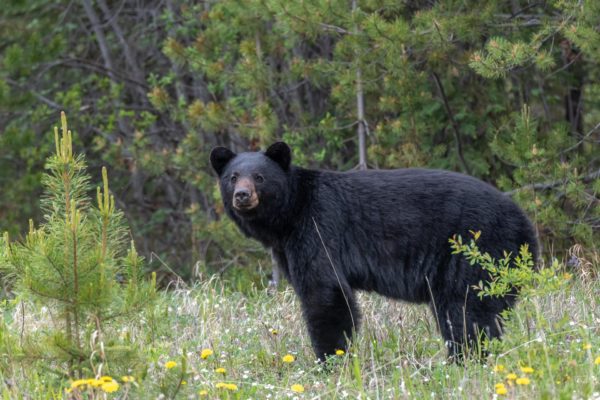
[234,188,251,202]
[233,178,259,211]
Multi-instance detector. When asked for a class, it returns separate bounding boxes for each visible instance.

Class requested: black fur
[210,142,538,361]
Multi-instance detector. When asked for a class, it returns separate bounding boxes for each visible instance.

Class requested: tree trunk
[561,40,585,136]
[353,0,367,170]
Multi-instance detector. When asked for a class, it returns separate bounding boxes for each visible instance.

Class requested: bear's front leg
[298,283,361,361]
[268,248,287,295]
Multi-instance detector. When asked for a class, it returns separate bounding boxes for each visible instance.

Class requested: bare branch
[5,78,64,110]
[96,0,146,98]
[81,0,117,82]
[431,72,471,174]
[505,168,600,196]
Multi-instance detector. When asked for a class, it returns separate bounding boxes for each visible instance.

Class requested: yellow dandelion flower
[495,383,507,395]
[200,348,214,359]
[70,379,88,389]
[215,367,226,374]
[89,379,103,388]
[516,377,530,385]
[594,356,600,365]
[583,343,592,350]
[181,380,187,385]
[520,366,534,374]
[335,349,345,356]
[199,389,209,396]
[496,386,508,395]
[165,360,177,369]
[493,364,505,373]
[282,354,295,363]
[101,381,120,393]
[121,376,135,383]
[506,373,517,380]
[216,382,238,391]
[291,384,305,393]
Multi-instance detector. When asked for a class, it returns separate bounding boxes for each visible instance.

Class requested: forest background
[1,0,598,285]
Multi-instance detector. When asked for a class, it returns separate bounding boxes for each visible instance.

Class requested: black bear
[210,142,538,361]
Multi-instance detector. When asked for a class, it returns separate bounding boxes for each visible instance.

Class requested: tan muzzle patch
[233,178,259,210]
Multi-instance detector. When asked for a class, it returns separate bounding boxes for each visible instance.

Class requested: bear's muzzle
[233,178,259,210]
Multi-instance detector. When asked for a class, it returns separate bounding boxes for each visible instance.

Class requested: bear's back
[313,168,519,230]
[298,167,537,300]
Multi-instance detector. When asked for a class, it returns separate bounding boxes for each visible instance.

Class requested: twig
[4,78,64,110]
[319,22,350,34]
[561,122,600,154]
[544,51,583,80]
[312,217,356,332]
[150,252,187,288]
[504,168,600,196]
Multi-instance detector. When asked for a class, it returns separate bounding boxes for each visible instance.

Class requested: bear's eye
[254,174,264,183]
[230,175,237,184]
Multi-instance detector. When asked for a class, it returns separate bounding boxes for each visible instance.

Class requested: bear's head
[210,142,291,220]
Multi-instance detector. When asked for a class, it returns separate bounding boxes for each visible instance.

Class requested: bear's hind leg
[299,284,361,361]
[434,297,503,361]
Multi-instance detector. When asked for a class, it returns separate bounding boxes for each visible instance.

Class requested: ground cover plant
[0,114,598,399]
[1,266,599,398]
[1,1,598,280]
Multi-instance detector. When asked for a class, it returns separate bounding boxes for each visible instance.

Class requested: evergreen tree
[0,1,598,279]
[0,113,156,378]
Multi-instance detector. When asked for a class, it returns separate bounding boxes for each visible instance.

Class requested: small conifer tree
[0,112,156,378]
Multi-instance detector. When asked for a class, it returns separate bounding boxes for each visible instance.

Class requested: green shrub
[0,113,156,383]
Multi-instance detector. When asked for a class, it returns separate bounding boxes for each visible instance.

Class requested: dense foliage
[0,0,598,283]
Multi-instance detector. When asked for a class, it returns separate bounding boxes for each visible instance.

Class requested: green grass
[1,266,599,399]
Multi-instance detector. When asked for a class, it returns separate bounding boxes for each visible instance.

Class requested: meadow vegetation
[0,114,598,398]
[1,267,599,398]
[1,0,598,280]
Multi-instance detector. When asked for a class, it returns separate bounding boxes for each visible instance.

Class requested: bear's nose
[234,188,251,202]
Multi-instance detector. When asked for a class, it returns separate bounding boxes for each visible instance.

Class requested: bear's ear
[210,146,236,176]
[265,142,291,171]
